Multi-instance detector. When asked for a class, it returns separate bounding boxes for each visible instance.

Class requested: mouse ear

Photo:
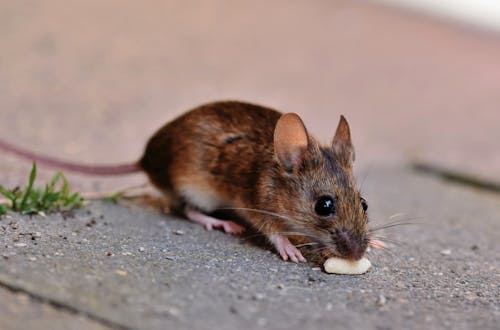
[274,113,309,172]
[332,115,355,166]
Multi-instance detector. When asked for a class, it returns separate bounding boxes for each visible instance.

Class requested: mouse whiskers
[217,207,295,222]
[369,235,405,247]
[217,207,322,240]
[369,217,423,233]
[366,244,399,260]
[275,231,322,240]
[294,242,320,248]
[307,244,334,258]
[388,212,408,220]
[366,214,420,261]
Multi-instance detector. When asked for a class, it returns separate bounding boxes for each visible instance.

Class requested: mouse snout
[334,228,366,260]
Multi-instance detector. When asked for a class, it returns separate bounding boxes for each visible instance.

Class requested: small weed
[100,183,149,203]
[0,162,84,215]
[102,191,125,203]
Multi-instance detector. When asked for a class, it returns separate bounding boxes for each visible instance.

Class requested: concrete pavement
[1,0,500,191]
[1,166,498,330]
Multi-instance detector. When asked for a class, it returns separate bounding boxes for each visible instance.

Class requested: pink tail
[0,139,140,176]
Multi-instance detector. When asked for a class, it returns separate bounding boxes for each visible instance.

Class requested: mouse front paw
[368,239,386,249]
[268,234,307,263]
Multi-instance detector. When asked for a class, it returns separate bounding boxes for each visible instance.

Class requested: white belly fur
[179,184,224,212]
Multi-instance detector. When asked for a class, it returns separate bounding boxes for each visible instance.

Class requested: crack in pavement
[412,161,500,194]
[0,280,133,330]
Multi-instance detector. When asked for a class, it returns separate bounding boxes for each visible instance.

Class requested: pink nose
[336,229,365,260]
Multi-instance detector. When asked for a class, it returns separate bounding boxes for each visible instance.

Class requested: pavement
[1,166,499,330]
[0,1,499,330]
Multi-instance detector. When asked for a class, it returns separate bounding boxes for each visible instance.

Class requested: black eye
[360,198,368,212]
[314,196,336,216]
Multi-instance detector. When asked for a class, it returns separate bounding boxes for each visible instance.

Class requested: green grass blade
[102,191,125,203]
[0,185,16,201]
[50,172,62,188]
[60,174,70,198]
[0,162,83,214]
[20,162,37,210]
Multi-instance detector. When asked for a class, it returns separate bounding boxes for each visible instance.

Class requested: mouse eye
[360,197,368,212]
[314,196,336,217]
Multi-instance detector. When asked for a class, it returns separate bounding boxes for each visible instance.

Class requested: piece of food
[323,257,371,275]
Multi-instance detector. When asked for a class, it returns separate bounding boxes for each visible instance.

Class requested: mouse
[0,100,377,264]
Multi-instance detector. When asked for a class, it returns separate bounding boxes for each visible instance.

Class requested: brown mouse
[0,101,375,264]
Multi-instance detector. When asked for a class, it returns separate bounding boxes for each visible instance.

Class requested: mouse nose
[335,228,366,260]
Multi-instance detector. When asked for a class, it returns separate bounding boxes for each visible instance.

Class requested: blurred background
[0,0,499,192]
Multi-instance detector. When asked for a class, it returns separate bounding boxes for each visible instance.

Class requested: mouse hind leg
[184,205,245,234]
[175,183,245,234]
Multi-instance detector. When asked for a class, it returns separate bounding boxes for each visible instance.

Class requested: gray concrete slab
[0,166,498,330]
[0,286,111,330]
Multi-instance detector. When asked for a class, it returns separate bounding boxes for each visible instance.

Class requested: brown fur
[140,101,369,264]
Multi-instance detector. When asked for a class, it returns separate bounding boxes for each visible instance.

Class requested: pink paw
[184,207,245,235]
[368,239,386,249]
[269,234,306,263]
[206,219,245,235]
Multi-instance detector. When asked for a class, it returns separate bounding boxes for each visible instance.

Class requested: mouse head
[272,113,368,261]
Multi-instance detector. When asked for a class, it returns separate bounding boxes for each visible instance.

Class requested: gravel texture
[1,167,498,330]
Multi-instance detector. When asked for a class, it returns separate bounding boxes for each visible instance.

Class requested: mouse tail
[0,138,141,176]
